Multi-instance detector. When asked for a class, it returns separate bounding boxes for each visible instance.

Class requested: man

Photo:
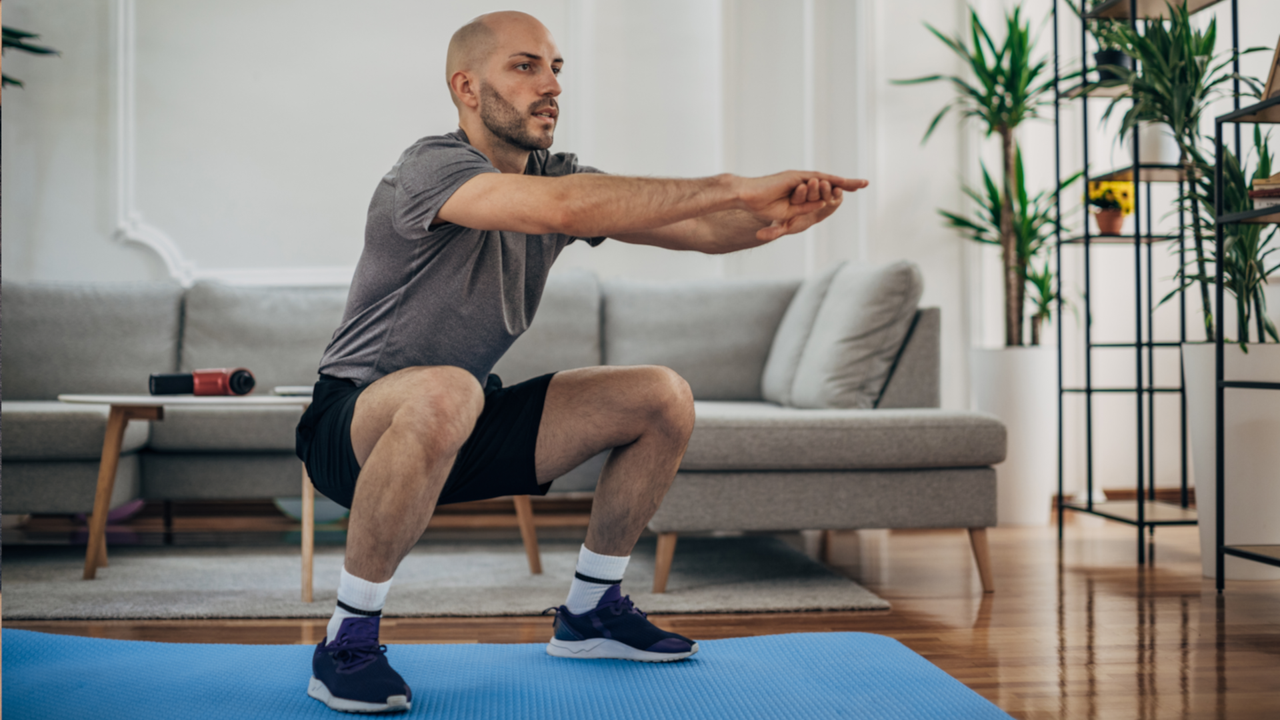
[295,10,868,714]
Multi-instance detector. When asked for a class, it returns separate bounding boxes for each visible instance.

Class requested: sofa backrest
[1,282,184,400]
[492,269,603,384]
[180,281,349,391]
[601,277,800,401]
[876,307,941,409]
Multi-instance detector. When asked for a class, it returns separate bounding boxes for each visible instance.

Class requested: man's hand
[736,172,869,241]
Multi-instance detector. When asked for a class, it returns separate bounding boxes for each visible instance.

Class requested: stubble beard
[479,82,555,152]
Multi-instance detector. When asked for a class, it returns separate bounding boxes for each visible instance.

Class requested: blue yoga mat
[3,629,1010,719]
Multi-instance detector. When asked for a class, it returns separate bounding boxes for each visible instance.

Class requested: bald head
[446,12,554,108]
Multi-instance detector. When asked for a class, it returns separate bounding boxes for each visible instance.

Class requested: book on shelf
[1253,197,1280,210]
[1253,171,1280,190]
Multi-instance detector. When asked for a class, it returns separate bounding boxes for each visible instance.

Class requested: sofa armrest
[876,307,940,409]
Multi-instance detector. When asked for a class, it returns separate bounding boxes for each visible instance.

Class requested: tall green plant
[894,6,1056,346]
[1091,1,1267,339]
[1169,127,1280,349]
[940,151,1082,344]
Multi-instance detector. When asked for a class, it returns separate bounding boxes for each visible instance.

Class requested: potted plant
[896,6,1067,525]
[894,5,1055,348]
[1086,180,1134,235]
[1176,127,1280,580]
[1095,1,1268,331]
[1071,1,1132,82]
[1096,1,1265,166]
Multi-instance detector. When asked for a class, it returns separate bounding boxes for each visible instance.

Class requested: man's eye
[517,63,530,70]
[552,67,561,75]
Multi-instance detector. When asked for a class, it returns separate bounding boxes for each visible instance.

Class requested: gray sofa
[2,266,1004,592]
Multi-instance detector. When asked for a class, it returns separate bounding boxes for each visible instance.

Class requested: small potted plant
[1086,180,1133,235]
[1074,1,1132,82]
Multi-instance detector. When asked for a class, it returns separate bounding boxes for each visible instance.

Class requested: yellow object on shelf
[1087,181,1135,216]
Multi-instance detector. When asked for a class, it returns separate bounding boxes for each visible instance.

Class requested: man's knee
[636,366,695,439]
[388,366,485,455]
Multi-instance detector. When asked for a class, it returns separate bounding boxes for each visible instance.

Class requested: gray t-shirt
[318,129,604,387]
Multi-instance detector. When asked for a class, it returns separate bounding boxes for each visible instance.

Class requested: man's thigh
[535,365,692,484]
[349,365,483,466]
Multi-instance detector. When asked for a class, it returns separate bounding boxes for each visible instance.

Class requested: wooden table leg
[302,463,315,603]
[84,405,161,579]
[653,533,678,594]
[513,495,542,574]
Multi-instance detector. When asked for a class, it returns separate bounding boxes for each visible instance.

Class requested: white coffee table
[58,394,320,601]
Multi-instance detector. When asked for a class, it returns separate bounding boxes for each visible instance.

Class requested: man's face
[476,21,563,152]
[479,81,557,152]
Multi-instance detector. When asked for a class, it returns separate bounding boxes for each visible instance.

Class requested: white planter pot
[1183,342,1280,580]
[1125,122,1182,165]
[971,346,1058,526]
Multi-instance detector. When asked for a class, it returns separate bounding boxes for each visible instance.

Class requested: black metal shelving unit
[1052,0,1241,562]
[1211,94,1280,592]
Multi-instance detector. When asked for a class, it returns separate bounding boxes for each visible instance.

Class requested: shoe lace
[327,636,389,673]
[600,594,647,619]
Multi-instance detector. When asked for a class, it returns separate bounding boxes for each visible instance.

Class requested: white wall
[4,0,1277,492]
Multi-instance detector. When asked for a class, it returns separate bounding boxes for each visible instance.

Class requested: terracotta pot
[1094,208,1124,235]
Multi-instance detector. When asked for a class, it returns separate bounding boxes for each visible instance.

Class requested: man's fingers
[819,181,833,203]
[799,173,868,192]
[789,199,826,217]
[807,178,821,203]
[790,183,808,205]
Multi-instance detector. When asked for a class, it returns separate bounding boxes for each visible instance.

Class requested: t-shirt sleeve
[540,151,608,247]
[391,137,499,239]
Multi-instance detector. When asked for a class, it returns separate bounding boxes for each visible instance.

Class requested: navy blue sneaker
[545,585,699,662]
[308,616,412,714]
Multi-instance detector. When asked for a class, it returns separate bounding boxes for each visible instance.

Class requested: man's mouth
[532,106,558,122]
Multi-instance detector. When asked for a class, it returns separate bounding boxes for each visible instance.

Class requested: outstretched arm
[612,178,863,253]
[435,170,866,244]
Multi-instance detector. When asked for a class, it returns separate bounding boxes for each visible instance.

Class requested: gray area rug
[3,536,888,620]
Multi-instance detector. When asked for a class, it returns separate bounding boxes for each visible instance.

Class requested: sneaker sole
[307,676,411,714]
[546,637,699,662]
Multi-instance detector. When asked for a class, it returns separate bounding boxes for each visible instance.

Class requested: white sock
[326,567,392,644]
[565,545,630,614]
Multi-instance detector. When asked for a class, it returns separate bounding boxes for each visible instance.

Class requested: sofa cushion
[788,261,924,409]
[2,455,142,514]
[602,278,799,400]
[1,282,184,400]
[492,269,602,385]
[761,264,841,405]
[147,406,305,452]
[141,452,306,500]
[181,281,349,392]
[681,401,1006,471]
[648,468,998,533]
[1,402,151,461]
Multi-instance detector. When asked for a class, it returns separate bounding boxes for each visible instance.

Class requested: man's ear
[451,71,480,110]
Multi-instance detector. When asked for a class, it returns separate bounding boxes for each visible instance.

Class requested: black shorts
[294,372,556,509]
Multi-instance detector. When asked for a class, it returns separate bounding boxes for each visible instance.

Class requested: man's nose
[542,70,561,97]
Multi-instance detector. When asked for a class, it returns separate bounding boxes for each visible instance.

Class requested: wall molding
[111,0,353,287]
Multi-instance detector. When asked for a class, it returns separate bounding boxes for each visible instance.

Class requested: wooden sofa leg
[653,533,678,593]
[968,527,995,593]
[513,495,542,574]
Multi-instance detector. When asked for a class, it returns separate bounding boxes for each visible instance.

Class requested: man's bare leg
[535,365,696,556]
[309,365,482,713]
[535,365,699,661]
[344,365,485,582]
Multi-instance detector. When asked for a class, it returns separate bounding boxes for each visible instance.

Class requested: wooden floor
[7,511,1280,719]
